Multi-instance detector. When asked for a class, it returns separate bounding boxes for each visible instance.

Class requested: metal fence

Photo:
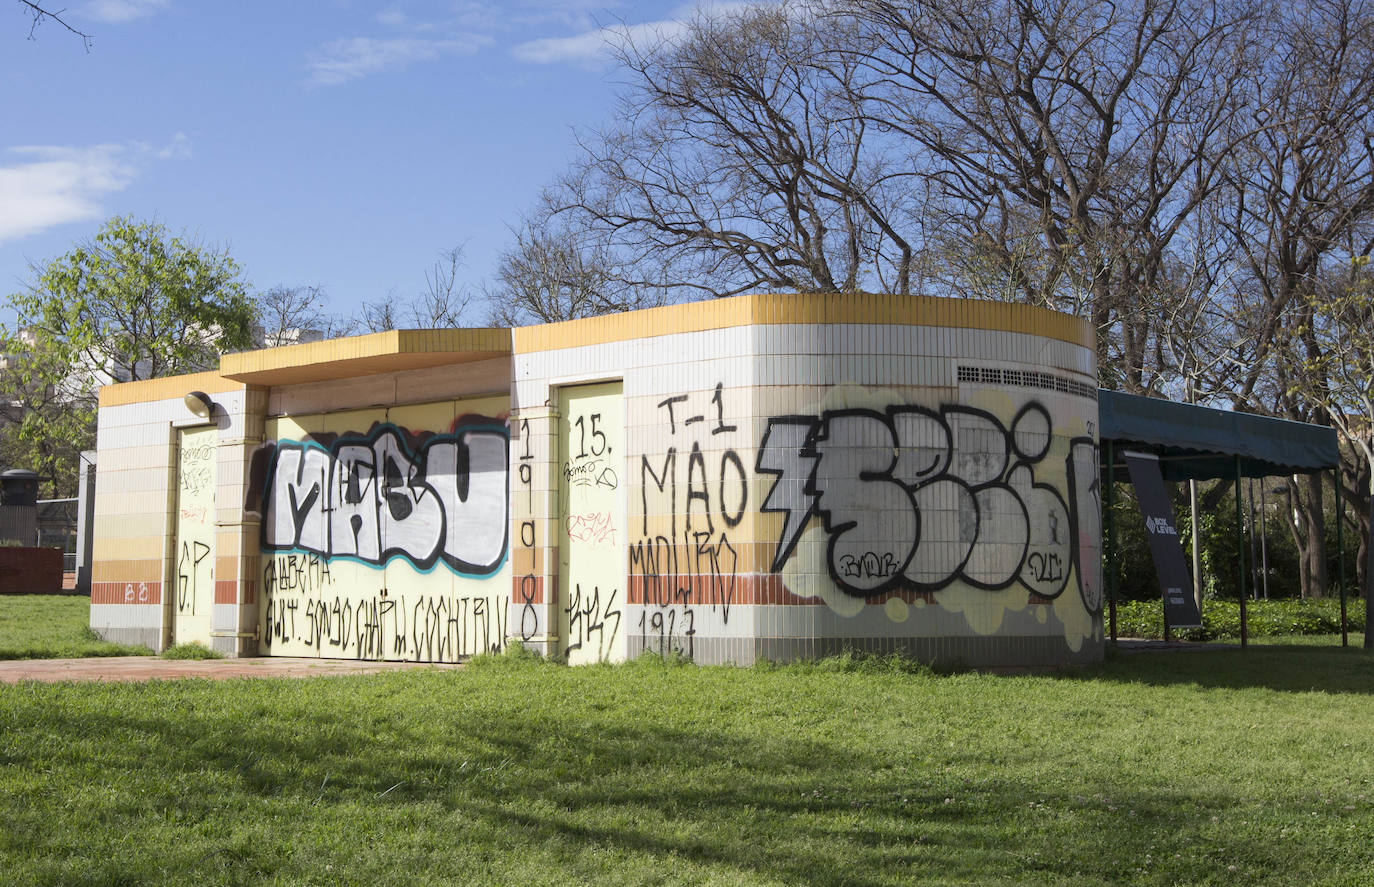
[36,498,78,570]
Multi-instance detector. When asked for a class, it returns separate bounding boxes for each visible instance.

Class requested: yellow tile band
[219,328,512,386]
[98,371,245,407]
[512,293,1093,353]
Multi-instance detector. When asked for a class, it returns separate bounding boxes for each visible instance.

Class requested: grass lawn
[0,594,151,660]
[1238,633,1368,648]
[2,648,1373,886]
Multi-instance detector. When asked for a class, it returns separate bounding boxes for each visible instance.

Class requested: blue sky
[1,0,722,326]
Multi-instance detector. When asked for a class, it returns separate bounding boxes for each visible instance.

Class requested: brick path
[0,656,462,684]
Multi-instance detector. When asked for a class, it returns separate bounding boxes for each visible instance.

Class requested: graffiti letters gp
[262,422,509,574]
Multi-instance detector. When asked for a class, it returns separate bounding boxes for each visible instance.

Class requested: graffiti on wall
[757,402,1101,612]
[260,551,509,661]
[630,382,747,657]
[257,411,513,662]
[558,383,626,664]
[262,420,509,574]
[513,416,540,643]
[173,425,216,645]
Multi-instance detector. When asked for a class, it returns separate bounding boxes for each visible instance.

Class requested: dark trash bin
[1,469,39,507]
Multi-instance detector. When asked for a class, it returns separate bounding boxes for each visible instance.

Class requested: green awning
[1098,390,1340,481]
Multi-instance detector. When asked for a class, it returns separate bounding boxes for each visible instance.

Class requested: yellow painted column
[556,382,627,664]
[172,424,216,647]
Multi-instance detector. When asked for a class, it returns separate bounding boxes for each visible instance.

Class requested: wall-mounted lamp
[183,390,215,419]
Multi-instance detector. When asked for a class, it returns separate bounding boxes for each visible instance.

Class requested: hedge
[1112,596,1366,641]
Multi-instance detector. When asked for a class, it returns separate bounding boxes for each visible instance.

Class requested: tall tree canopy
[0,216,255,494]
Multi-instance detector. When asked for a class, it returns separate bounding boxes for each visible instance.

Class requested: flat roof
[1099,390,1340,480]
[218,328,511,386]
[513,292,1094,353]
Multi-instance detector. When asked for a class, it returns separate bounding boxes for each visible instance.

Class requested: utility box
[0,469,39,545]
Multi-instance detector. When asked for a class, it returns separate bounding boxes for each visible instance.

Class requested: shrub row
[1112,596,1366,641]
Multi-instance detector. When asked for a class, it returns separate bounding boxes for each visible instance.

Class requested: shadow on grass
[6,668,1359,885]
[1071,643,1374,695]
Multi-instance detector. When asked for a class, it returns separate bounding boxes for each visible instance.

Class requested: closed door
[173,425,216,647]
[557,382,626,664]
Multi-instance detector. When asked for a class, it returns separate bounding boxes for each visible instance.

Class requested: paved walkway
[0,641,1245,684]
[0,656,462,684]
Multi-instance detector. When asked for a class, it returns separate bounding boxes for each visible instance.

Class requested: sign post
[1123,451,1202,631]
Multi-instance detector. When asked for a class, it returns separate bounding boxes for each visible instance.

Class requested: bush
[1113,596,1366,641]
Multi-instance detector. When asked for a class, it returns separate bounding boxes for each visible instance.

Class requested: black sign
[1123,451,1202,629]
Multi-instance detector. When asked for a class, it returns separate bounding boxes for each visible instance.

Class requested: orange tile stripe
[91,581,163,605]
[512,574,544,606]
[214,580,239,606]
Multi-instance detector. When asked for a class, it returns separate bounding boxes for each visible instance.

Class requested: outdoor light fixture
[183,390,214,419]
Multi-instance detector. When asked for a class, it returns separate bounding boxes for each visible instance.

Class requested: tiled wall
[92,295,1099,667]
[513,297,1100,667]
[90,374,260,653]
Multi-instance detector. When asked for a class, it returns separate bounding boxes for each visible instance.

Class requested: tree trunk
[1366,485,1373,650]
[1300,473,1329,598]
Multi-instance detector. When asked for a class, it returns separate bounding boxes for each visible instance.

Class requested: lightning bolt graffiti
[756,416,821,572]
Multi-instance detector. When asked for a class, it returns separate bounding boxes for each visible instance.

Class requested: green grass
[0,594,151,660]
[1226,632,1367,648]
[2,648,1373,886]
[160,642,224,660]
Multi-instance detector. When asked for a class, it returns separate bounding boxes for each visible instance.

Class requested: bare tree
[554,2,927,299]
[837,0,1260,393]
[1213,0,1374,598]
[486,207,666,327]
[16,0,91,48]
[357,291,403,333]
[412,247,472,327]
[358,246,475,332]
[254,284,355,346]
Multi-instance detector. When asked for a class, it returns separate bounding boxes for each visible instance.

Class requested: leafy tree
[0,216,255,495]
[7,216,255,382]
[1289,258,1374,643]
[0,329,95,497]
[358,246,475,332]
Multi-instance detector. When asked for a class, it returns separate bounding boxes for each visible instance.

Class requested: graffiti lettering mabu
[758,402,1100,608]
[263,421,509,574]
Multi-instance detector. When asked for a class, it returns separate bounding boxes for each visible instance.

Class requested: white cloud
[512,1,769,66]
[80,0,171,24]
[154,132,191,160]
[306,35,490,86]
[0,145,135,244]
[375,7,408,28]
[513,19,688,65]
